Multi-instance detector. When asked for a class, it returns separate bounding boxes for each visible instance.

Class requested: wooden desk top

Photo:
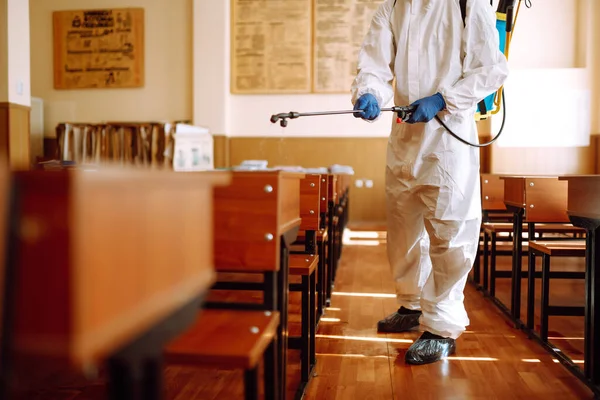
[559,175,600,220]
[12,167,230,368]
[213,170,304,272]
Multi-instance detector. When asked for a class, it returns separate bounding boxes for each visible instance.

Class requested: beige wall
[30,0,193,137]
[0,0,7,103]
[7,0,30,107]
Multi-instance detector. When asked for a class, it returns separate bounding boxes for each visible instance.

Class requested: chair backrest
[525,177,569,223]
[481,174,506,211]
[299,175,321,231]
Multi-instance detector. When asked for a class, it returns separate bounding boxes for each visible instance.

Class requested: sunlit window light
[444,357,498,361]
[461,331,516,338]
[316,334,413,344]
[341,239,380,247]
[553,359,584,364]
[332,291,396,298]
[522,359,541,363]
[344,230,382,239]
[320,317,341,322]
[317,353,389,359]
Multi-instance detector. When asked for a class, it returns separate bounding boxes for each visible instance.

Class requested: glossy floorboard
[8,230,594,399]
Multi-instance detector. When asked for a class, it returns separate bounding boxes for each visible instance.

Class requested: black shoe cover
[405,331,456,365]
[377,307,422,333]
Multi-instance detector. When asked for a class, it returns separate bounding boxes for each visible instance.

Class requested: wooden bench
[288,254,318,391]
[165,309,280,400]
[5,167,229,399]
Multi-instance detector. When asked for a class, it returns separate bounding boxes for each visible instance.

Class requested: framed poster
[230,0,312,94]
[53,8,145,89]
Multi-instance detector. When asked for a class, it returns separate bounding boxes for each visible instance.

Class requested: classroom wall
[489,0,599,175]
[198,0,600,222]
[1,0,31,169]
[30,0,193,137]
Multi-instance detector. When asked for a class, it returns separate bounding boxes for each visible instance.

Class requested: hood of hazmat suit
[351,0,508,339]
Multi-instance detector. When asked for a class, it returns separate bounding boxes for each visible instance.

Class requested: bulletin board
[230,0,384,94]
[230,0,312,94]
[313,0,384,93]
[53,8,145,90]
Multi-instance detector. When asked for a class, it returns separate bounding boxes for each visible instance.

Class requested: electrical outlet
[355,179,364,188]
[365,180,374,188]
[16,80,23,95]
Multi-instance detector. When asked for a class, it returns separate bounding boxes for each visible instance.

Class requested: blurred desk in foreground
[6,168,230,399]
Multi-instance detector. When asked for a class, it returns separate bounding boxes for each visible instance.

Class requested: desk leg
[0,181,20,400]
[511,209,524,323]
[584,226,600,384]
[279,233,293,400]
[107,294,203,400]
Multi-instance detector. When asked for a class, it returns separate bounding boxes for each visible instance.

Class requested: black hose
[434,89,506,148]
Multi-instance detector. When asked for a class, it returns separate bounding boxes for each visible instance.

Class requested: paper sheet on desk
[172,124,214,171]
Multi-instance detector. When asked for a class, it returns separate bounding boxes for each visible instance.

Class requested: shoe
[377,307,422,333]
[405,331,456,365]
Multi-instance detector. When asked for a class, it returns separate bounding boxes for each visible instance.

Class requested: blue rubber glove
[353,93,381,121]
[406,93,446,124]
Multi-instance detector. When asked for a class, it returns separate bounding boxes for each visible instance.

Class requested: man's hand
[353,94,381,121]
[406,93,446,123]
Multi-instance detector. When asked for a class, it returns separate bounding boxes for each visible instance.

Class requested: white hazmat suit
[351,0,509,339]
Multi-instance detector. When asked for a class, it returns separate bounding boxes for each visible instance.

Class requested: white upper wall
[194,0,597,138]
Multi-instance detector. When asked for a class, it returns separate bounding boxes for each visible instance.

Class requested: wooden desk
[8,168,229,399]
[211,170,304,400]
[500,176,570,323]
[559,175,600,392]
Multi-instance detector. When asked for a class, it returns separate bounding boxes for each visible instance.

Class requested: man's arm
[439,0,509,114]
[351,0,396,108]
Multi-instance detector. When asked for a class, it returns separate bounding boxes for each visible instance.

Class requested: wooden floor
[9,230,595,399]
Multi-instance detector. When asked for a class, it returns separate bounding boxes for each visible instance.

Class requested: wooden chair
[165,309,280,400]
[288,254,318,392]
[292,174,328,322]
[527,241,586,341]
[326,174,339,305]
[499,176,586,323]
[208,171,304,400]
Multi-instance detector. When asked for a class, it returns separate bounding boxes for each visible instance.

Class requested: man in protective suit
[351,0,509,365]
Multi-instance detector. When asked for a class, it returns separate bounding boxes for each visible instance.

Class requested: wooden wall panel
[490,142,597,175]
[227,137,388,223]
[219,134,600,223]
[0,102,31,170]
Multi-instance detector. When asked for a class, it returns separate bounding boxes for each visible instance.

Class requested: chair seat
[289,254,319,276]
[479,242,529,252]
[529,240,587,257]
[165,309,280,369]
[483,222,585,234]
[297,229,328,241]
